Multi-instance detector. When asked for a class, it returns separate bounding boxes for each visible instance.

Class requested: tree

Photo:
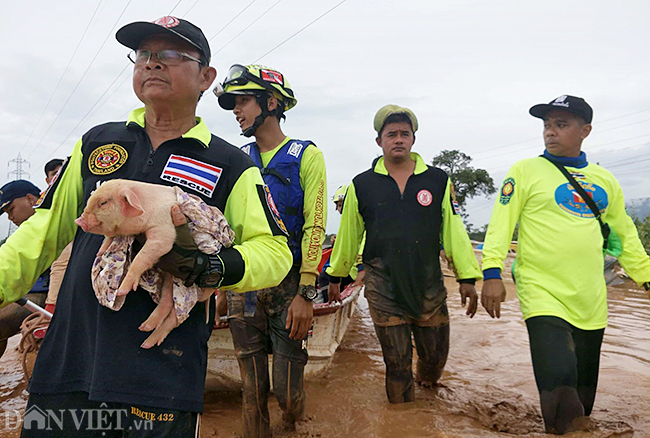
[432,150,497,223]
[635,216,650,254]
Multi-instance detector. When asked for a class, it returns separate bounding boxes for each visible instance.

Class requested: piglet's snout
[75,214,96,232]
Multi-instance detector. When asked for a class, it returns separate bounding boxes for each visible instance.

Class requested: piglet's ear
[121,188,144,218]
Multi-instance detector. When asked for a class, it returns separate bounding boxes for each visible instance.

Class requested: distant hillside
[626,198,650,221]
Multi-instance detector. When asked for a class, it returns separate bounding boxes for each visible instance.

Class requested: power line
[214,0,282,55]
[253,0,347,63]
[37,65,131,167]
[182,0,201,16]
[168,0,184,15]
[19,1,103,157]
[598,108,650,124]
[473,109,650,158]
[208,0,258,42]
[27,0,134,162]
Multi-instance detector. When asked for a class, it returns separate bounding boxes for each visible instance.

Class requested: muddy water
[1,277,649,437]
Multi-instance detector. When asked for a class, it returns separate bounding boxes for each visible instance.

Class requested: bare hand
[328,282,342,304]
[481,278,507,318]
[286,294,313,340]
[352,270,365,287]
[459,283,478,318]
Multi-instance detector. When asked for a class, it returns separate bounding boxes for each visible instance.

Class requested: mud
[1,277,648,437]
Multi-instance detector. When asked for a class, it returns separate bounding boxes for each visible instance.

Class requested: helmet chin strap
[241,92,271,138]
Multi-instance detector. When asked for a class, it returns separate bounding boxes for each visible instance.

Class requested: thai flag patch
[160,154,222,197]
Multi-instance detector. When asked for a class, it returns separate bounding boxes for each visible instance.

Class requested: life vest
[243,139,312,264]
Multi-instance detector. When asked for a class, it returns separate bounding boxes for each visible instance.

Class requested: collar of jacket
[126,107,211,148]
[542,149,588,168]
[373,152,428,176]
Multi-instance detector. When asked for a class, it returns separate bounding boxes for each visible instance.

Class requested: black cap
[116,16,211,65]
[529,95,593,123]
[0,180,41,214]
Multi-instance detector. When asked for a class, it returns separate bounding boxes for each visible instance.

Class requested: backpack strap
[541,156,610,249]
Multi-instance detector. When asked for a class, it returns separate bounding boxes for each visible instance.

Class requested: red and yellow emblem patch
[89,144,128,175]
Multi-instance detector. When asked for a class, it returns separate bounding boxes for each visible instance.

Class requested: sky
[1,0,649,237]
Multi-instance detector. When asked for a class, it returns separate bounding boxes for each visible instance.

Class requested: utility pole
[6,153,31,237]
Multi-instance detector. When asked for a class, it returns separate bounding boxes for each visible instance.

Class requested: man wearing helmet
[327,105,481,403]
[215,64,327,437]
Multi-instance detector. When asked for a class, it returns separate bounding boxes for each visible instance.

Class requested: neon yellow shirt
[482,156,650,330]
[260,137,327,286]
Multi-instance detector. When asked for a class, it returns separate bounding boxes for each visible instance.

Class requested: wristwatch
[196,254,224,288]
[297,284,318,301]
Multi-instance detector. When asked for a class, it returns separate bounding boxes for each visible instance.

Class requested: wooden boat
[205,283,362,391]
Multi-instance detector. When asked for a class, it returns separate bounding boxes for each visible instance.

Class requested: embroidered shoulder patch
[88,144,128,175]
[499,178,516,205]
[263,185,288,235]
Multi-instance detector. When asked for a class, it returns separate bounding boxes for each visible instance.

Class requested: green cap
[373,104,418,134]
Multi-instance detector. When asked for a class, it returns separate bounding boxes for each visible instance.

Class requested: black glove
[133,222,209,287]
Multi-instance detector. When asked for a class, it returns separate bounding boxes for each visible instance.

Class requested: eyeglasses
[127,49,203,66]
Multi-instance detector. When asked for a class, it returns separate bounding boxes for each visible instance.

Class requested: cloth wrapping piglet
[91,187,235,324]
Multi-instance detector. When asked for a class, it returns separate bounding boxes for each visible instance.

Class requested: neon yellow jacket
[482,155,650,330]
[0,111,292,307]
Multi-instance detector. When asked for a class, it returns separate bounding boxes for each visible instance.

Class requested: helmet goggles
[213,64,295,110]
[214,64,289,94]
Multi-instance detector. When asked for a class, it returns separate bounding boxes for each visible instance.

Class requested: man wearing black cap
[481,95,650,434]
[327,104,481,404]
[0,16,291,437]
[0,179,41,226]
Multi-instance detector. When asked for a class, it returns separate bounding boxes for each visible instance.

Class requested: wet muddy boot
[413,324,450,388]
[374,324,415,403]
[273,355,306,431]
[540,386,586,434]
[238,354,271,438]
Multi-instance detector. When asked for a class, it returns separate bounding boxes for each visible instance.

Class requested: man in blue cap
[0,179,41,226]
[0,180,49,358]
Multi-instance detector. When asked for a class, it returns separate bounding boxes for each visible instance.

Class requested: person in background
[0,180,48,358]
[316,184,365,304]
[327,104,480,403]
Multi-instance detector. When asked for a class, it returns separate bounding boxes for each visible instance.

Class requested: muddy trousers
[373,322,450,403]
[229,307,308,438]
[526,316,604,435]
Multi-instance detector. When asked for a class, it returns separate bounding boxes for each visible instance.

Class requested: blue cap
[0,180,41,213]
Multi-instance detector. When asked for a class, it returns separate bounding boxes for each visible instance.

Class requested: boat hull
[205,284,362,391]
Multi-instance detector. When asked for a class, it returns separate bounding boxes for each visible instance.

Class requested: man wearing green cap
[327,104,481,403]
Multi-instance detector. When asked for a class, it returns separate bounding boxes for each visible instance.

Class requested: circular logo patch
[153,16,180,28]
[499,177,516,205]
[554,182,608,218]
[88,144,128,175]
[417,189,432,207]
